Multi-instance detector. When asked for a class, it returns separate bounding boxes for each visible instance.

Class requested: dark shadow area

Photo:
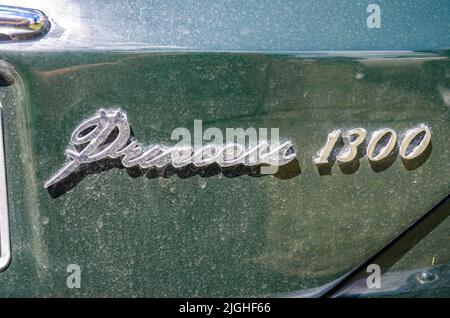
[47,157,124,198]
[274,159,301,179]
[402,142,432,171]
[338,160,360,175]
[47,158,301,198]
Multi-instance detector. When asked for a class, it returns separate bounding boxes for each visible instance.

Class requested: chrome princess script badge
[44,109,297,188]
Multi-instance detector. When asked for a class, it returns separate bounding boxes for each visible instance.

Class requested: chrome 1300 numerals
[313,125,431,171]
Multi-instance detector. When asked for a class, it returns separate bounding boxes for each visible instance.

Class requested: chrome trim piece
[0,103,11,271]
[45,109,297,188]
[0,5,50,41]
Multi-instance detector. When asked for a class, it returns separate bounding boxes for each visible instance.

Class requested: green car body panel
[0,0,448,297]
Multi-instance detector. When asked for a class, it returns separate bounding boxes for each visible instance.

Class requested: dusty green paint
[0,51,448,297]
